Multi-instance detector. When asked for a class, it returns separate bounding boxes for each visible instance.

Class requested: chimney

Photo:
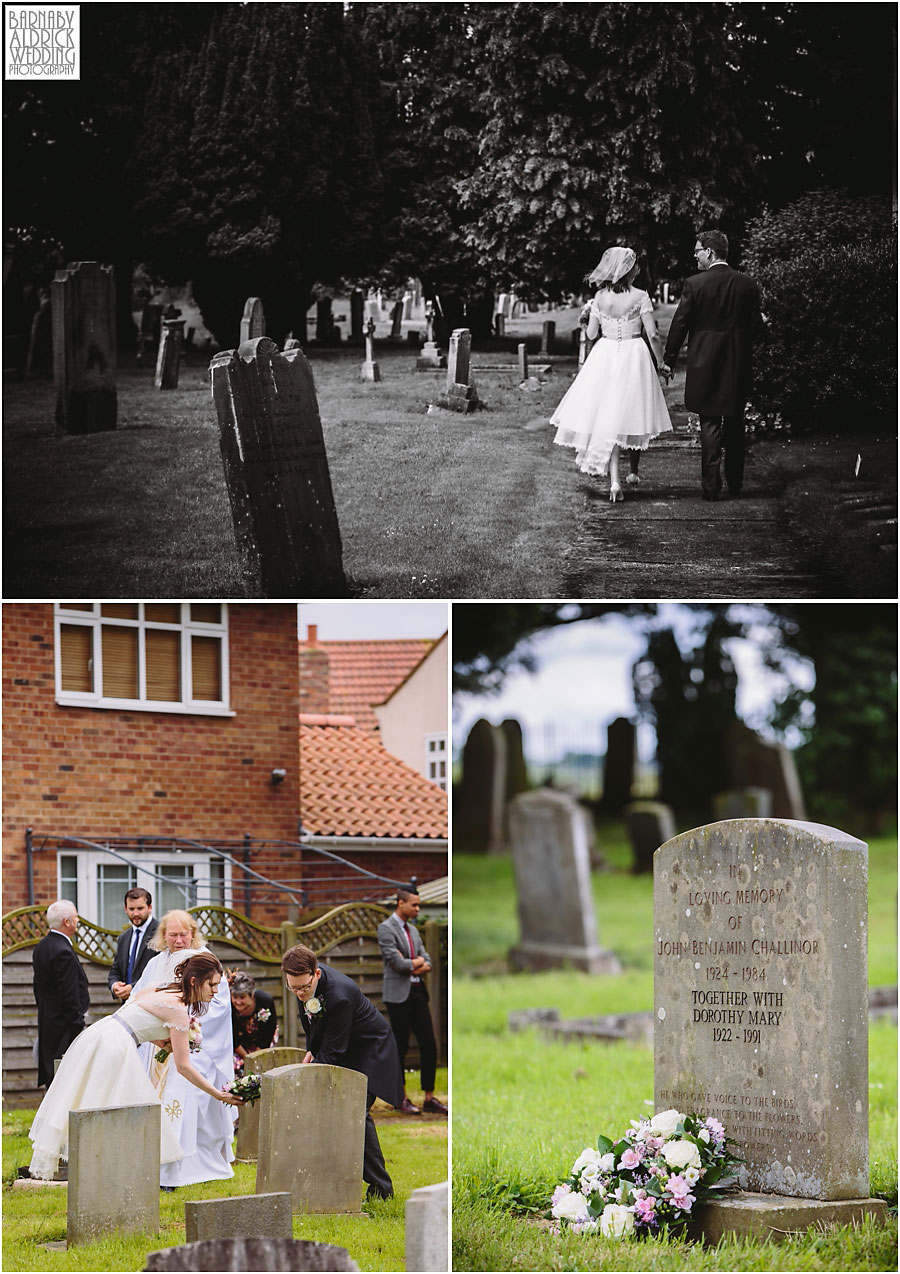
[307,624,318,646]
[299,643,329,714]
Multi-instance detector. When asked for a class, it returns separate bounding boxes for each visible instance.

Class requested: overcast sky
[298,601,448,641]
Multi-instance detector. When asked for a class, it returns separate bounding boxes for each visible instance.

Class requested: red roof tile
[299,638,433,735]
[299,715,448,839]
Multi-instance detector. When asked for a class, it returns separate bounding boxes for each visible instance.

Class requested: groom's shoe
[422,1097,449,1114]
[397,1097,421,1114]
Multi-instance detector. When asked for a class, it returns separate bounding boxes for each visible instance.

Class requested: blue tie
[126,928,141,983]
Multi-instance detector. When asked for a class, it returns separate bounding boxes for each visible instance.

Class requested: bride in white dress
[551,246,672,500]
[28,952,243,1181]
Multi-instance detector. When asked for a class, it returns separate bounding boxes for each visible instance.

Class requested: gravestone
[284,336,302,351]
[497,292,510,318]
[402,292,412,320]
[137,302,164,366]
[494,313,505,336]
[428,328,478,413]
[725,723,806,820]
[416,301,447,370]
[541,320,555,355]
[67,1104,159,1245]
[350,290,364,341]
[316,298,334,343]
[624,800,676,874]
[240,297,266,344]
[26,298,52,377]
[517,343,528,383]
[507,788,621,974]
[453,718,507,853]
[256,1064,367,1213]
[185,1193,292,1243]
[235,1047,307,1160]
[712,787,773,820]
[155,318,184,390]
[654,818,887,1239]
[209,337,347,596]
[145,1239,360,1271]
[359,317,381,382]
[389,301,403,339]
[602,717,636,813]
[52,261,117,434]
[500,718,529,803]
[405,1181,448,1273]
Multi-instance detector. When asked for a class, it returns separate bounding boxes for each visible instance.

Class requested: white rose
[683,1165,701,1185]
[698,1127,711,1143]
[599,1152,616,1173]
[663,1139,702,1172]
[554,1190,590,1223]
[571,1147,602,1176]
[599,1203,635,1238]
[305,997,321,1015]
[649,1108,682,1138]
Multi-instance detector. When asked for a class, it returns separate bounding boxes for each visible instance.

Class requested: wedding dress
[551,288,672,475]
[28,996,188,1180]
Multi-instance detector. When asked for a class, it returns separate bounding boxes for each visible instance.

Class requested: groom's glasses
[287,976,316,994]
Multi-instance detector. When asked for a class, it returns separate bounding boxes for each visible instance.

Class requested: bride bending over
[28,951,242,1181]
[551,246,672,500]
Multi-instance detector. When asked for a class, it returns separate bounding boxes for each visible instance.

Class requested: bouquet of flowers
[550,1109,741,1239]
[155,1023,202,1064]
[222,1073,262,1104]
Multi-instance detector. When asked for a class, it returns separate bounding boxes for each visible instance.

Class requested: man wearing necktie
[108,888,159,1001]
[377,889,447,1115]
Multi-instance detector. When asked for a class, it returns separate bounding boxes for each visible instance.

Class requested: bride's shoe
[609,483,623,503]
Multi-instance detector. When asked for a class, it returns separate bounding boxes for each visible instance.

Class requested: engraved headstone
[359,317,381,382]
[52,261,117,434]
[67,1104,159,1245]
[256,1064,367,1213]
[453,718,507,854]
[185,1192,292,1243]
[155,318,184,390]
[541,320,555,355]
[507,788,621,974]
[235,1046,307,1160]
[428,328,478,413]
[624,800,677,874]
[602,717,636,814]
[240,297,266,344]
[145,1238,360,1271]
[654,819,873,1202]
[209,337,346,596]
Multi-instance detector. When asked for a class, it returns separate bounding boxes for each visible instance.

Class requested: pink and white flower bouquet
[549,1109,741,1239]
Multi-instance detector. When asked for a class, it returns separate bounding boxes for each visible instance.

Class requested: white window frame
[54,603,234,716]
[425,731,448,790]
[57,849,232,928]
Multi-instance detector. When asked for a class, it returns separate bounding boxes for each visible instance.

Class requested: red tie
[403,923,415,959]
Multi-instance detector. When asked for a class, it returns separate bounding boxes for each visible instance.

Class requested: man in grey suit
[377,888,446,1115]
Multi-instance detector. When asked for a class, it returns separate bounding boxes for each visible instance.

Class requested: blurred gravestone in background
[601,716,636,814]
[453,718,507,854]
[52,261,117,434]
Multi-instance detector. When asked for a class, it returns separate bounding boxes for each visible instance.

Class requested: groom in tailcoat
[33,900,91,1087]
[282,944,404,1200]
[663,229,762,501]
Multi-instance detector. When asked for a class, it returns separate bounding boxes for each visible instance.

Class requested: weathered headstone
[602,717,636,813]
[428,328,478,414]
[256,1064,367,1213]
[405,1181,448,1274]
[541,320,555,355]
[185,1193,292,1243]
[712,787,774,820]
[624,800,676,874]
[507,788,621,974]
[155,318,184,390]
[26,298,52,377]
[240,297,265,345]
[500,718,529,803]
[416,301,447,370]
[67,1104,159,1245]
[145,1238,360,1271]
[235,1047,307,1160]
[350,290,364,341]
[316,298,334,343]
[359,317,381,382]
[725,723,806,820]
[517,343,528,383]
[453,718,507,854]
[389,301,403,339]
[494,312,505,336]
[209,337,347,596]
[655,818,886,1239]
[52,261,117,434]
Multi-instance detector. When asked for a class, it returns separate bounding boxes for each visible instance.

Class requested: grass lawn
[451,833,898,1271]
[1,1071,447,1272]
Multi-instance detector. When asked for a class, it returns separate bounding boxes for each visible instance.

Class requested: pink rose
[619,1147,642,1170]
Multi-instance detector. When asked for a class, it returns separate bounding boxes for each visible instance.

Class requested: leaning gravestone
[155,317,184,390]
[624,800,676,874]
[52,261,117,434]
[240,297,266,344]
[654,818,886,1241]
[453,718,507,854]
[256,1064,367,1213]
[428,328,478,413]
[145,1238,360,1271]
[67,1104,159,1245]
[209,337,347,596]
[507,788,621,974]
[235,1046,306,1160]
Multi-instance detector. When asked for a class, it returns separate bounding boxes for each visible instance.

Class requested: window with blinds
[55,603,230,714]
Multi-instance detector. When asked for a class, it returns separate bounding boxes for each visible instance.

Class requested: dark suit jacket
[107,917,160,997]
[33,931,91,1086]
[301,965,403,1107]
[664,264,761,415]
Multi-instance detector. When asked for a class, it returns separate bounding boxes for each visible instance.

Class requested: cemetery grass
[1,1074,447,1272]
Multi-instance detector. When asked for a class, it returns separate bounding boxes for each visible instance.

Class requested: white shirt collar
[53,928,74,946]
[708,260,728,269]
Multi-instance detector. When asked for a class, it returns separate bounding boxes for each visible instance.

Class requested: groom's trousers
[364,1094,394,1199]
[699,410,745,498]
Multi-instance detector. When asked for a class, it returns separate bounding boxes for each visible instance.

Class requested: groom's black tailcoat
[664,264,761,415]
[33,931,90,1086]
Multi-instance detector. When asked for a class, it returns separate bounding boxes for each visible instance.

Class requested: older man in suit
[108,887,159,1001]
[33,900,90,1087]
[377,888,446,1115]
[663,229,762,501]
[283,944,403,1200]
